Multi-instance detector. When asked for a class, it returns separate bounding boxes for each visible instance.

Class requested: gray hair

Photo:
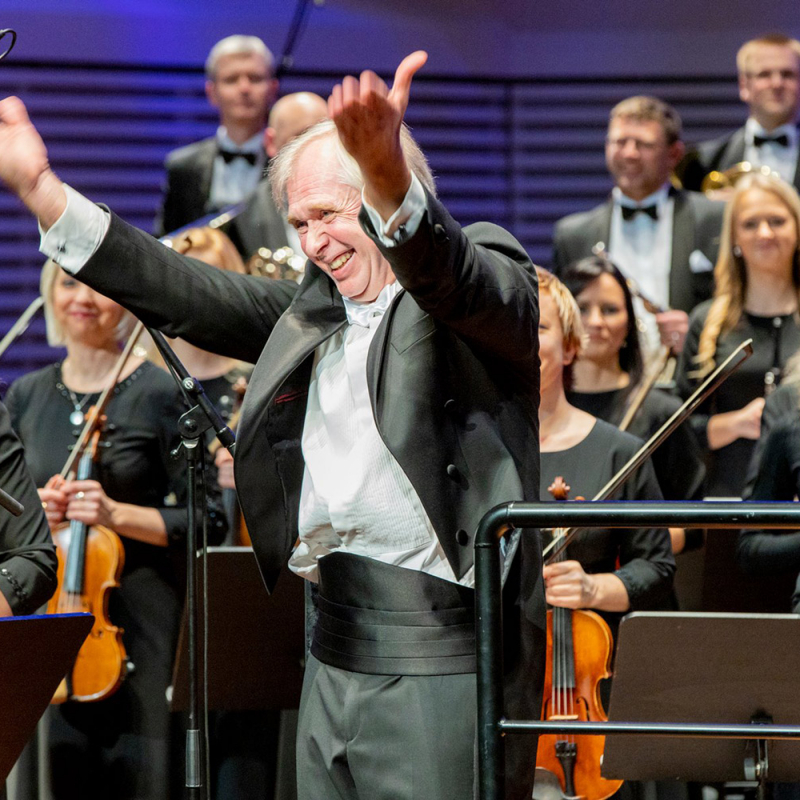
[269,119,437,212]
[205,35,274,80]
[40,259,135,347]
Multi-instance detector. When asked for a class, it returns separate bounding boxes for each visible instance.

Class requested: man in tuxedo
[155,34,279,235]
[224,91,328,264]
[553,96,724,354]
[0,52,543,800]
[679,34,800,193]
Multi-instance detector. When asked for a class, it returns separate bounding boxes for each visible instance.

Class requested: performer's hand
[0,96,66,228]
[328,51,428,220]
[215,447,236,490]
[63,479,118,529]
[543,560,598,609]
[39,475,68,530]
[656,309,689,354]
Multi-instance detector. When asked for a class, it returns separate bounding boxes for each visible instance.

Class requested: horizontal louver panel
[0,62,742,386]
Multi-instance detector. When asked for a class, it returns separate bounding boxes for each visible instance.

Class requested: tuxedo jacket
[551,190,724,313]
[678,126,800,194]
[79,191,545,798]
[155,137,269,237]
[221,177,290,262]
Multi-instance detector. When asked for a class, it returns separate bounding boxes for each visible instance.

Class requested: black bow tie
[219,149,258,165]
[621,204,659,222]
[753,133,790,148]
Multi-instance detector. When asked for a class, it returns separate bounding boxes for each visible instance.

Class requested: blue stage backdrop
[0,59,745,387]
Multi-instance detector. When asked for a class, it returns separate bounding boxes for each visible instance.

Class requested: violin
[536,476,623,800]
[48,415,126,703]
[47,322,144,703]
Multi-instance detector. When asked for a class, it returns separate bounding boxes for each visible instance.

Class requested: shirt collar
[342,281,402,328]
[745,117,799,146]
[613,183,672,209]
[215,127,264,155]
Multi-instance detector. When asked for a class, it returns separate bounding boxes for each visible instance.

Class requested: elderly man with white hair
[0,52,544,800]
[156,34,279,235]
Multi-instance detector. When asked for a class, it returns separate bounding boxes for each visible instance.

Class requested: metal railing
[475,501,800,800]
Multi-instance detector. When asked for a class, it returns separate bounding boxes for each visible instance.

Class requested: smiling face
[739,44,800,129]
[605,117,684,202]
[51,270,126,348]
[206,52,276,132]
[286,136,395,302]
[575,273,630,367]
[733,186,799,279]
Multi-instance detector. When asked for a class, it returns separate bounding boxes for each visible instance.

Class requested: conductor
[0,52,544,799]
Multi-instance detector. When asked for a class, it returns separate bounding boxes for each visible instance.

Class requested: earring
[733,245,742,257]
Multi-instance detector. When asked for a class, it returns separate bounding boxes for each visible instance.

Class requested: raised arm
[328,51,427,222]
[0,96,66,228]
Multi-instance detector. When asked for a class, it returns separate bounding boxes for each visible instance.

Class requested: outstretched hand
[328,51,428,218]
[0,96,66,227]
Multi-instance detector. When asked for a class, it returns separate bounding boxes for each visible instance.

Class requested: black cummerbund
[311,552,476,676]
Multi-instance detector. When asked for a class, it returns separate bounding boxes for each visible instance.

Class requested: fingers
[0,95,29,126]
[390,51,428,102]
[328,51,426,118]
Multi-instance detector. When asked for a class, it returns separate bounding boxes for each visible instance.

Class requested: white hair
[269,119,436,212]
[205,35,274,80]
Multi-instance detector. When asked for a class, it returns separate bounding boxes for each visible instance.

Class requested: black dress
[676,301,800,498]
[676,302,800,612]
[540,419,675,631]
[567,387,706,503]
[0,401,57,614]
[5,361,187,800]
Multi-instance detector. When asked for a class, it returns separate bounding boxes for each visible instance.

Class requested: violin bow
[60,321,145,480]
[543,338,754,563]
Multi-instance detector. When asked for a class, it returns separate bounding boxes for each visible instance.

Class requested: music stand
[171,547,305,711]
[0,613,92,781]
[604,611,800,790]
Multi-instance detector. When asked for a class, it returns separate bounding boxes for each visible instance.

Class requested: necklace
[65,387,92,426]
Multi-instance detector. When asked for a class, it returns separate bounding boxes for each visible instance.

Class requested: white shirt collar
[745,117,798,146]
[612,183,672,209]
[342,280,402,327]
[215,127,264,155]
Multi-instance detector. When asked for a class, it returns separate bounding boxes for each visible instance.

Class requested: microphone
[0,29,17,62]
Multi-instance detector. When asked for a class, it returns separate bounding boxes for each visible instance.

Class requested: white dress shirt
[608,184,674,358]
[209,127,266,210]
[743,117,799,185]
[40,174,466,585]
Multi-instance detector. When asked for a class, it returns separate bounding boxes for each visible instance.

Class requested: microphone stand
[146,326,235,799]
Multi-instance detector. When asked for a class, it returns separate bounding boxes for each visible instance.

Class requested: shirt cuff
[39,184,110,274]
[361,172,426,248]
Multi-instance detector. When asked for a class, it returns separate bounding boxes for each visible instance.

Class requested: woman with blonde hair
[5,259,198,799]
[536,268,673,623]
[676,172,800,499]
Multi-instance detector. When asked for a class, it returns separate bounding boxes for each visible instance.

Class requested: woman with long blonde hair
[676,172,800,499]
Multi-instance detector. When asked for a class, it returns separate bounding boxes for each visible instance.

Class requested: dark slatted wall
[0,61,742,387]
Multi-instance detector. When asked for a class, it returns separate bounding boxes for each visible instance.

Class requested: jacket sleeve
[361,190,539,385]
[0,398,58,615]
[78,211,298,365]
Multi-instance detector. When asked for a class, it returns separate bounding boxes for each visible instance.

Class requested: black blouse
[5,361,188,573]
[676,301,800,497]
[540,419,675,621]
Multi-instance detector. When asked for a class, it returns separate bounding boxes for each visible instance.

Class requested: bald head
[265,92,329,158]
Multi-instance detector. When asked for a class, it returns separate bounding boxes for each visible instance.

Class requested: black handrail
[475,501,800,800]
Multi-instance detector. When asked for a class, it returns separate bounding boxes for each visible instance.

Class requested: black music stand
[0,613,92,781]
[604,611,800,794]
[170,547,305,711]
